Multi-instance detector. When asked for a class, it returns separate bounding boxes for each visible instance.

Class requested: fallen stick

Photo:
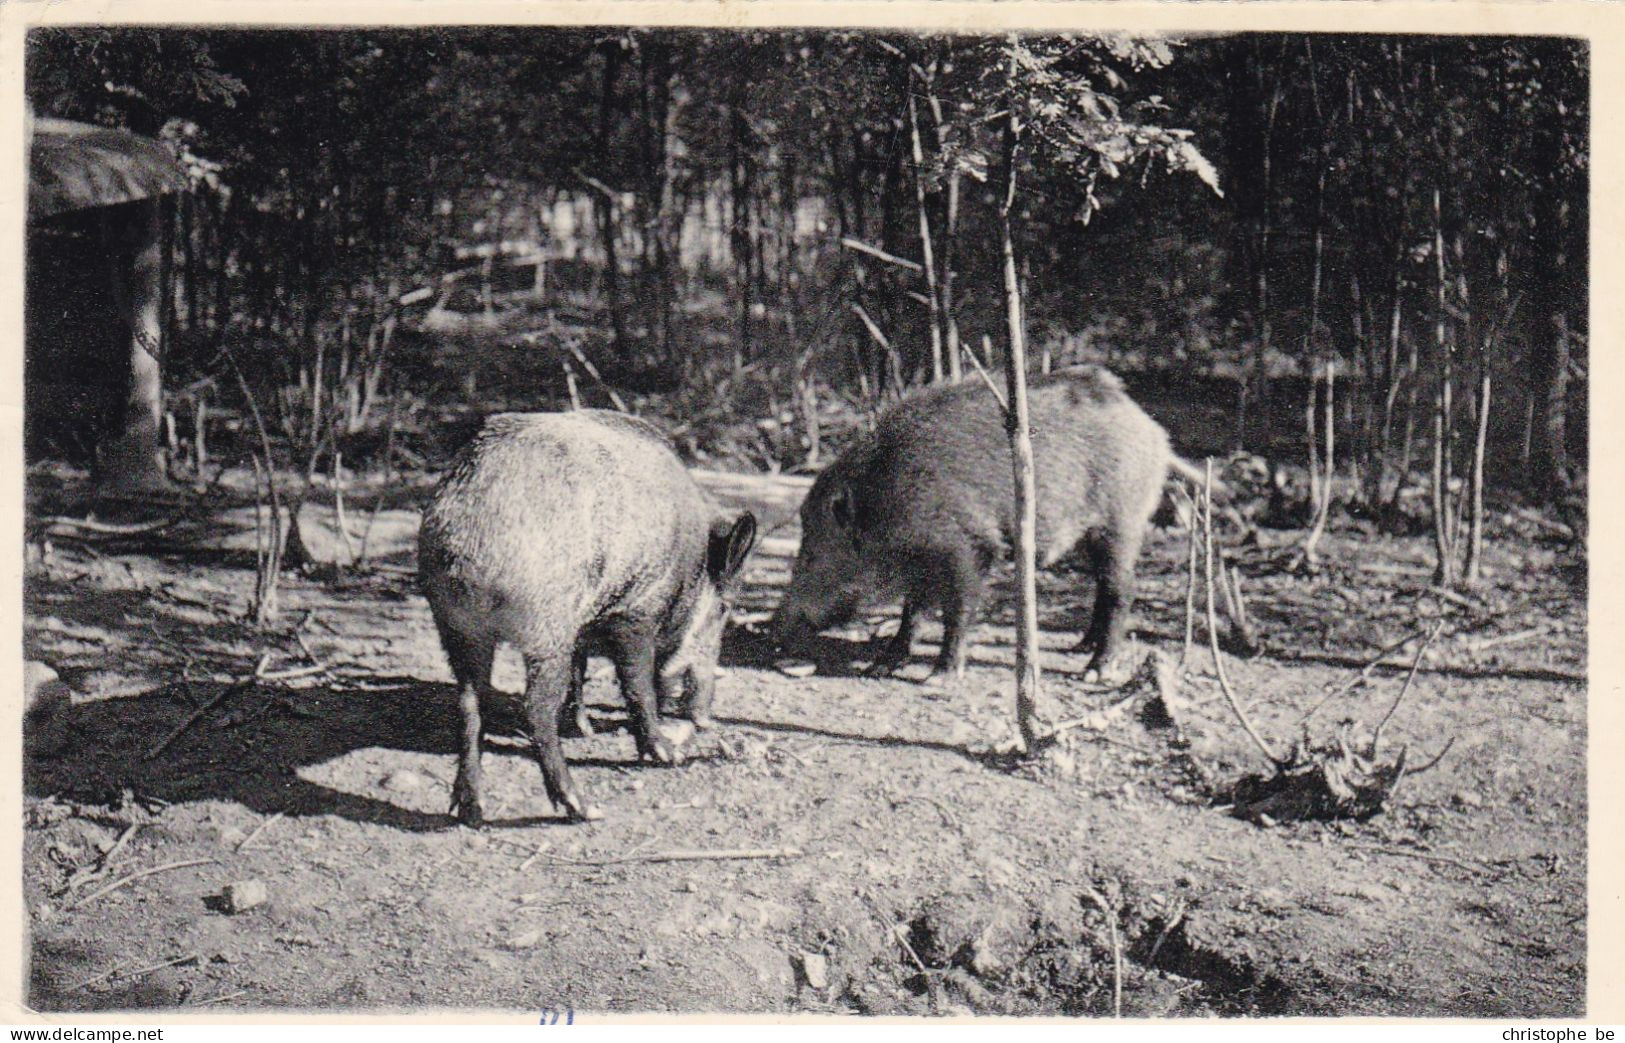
[1302,625,1443,727]
[63,820,146,900]
[1371,620,1445,755]
[260,661,333,682]
[542,847,805,867]
[1467,625,1548,654]
[66,859,217,910]
[74,952,198,991]
[236,812,284,852]
[1422,585,1480,610]
[1083,886,1124,1019]
[893,924,930,975]
[144,655,272,760]
[1050,692,1142,735]
[1144,898,1187,968]
[72,956,133,991]
[1514,507,1574,540]
[98,821,143,871]
[1341,842,1490,875]
[189,990,248,1007]
[38,515,178,536]
[1356,561,1432,577]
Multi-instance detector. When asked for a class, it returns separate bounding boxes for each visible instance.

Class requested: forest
[21,26,1590,1017]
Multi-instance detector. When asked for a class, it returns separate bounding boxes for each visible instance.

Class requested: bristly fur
[774,365,1171,679]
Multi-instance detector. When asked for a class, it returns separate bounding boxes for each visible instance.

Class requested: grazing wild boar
[419,410,756,825]
[771,366,1175,683]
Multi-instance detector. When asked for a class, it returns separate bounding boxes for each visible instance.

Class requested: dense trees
[25,28,1588,552]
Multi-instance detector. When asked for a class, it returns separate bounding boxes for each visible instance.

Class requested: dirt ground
[21,463,1587,1017]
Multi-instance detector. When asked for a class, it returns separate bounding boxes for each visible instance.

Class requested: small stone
[799,951,829,990]
[504,929,543,950]
[221,879,268,914]
[518,892,546,905]
[1452,790,1485,809]
[629,779,645,793]
[218,826,248,848]
[679,878,699,893]
[381,770,427,793]
[774,659,817,678]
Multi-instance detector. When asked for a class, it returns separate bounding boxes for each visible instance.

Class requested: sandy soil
[21,464,1586,1016]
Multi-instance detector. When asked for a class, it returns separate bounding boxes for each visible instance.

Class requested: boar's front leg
[924,547,984,685]
[864,600,918,677]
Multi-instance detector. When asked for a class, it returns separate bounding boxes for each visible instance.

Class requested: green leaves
[993,34,1222,218]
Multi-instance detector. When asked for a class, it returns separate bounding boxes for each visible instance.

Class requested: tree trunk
[1301,362,1334,567]
[651,45,680,363]
[729,98,753,367]
[1001,50,1046,753]
[1429,187,1458,587]
[597,41,628,357]
[1464,369,1491,584]
[1527,40,1584,504]
[97,198,172,494]
[927,82,964,384]
[907,94,945,384]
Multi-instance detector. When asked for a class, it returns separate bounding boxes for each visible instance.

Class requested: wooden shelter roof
[28,117,185,221]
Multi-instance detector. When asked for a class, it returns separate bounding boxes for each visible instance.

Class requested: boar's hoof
[863,657,904,679]
[640,732,686,766]
[560,709,596,739]
[560,794,605,823]
[1082,654,1129,687]
[450,787,485,829]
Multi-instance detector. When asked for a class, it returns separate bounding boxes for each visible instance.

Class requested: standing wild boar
[418,410,757,825]
[771,365,1172,683]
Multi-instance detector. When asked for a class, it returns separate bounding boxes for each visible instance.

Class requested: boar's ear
[708,511,758,584]
[828,482,856,531]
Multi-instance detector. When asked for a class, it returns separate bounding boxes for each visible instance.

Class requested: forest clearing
[21,455,1585,1015]
[19,24,1590,1019]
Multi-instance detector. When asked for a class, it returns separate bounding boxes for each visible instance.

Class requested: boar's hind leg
[436,623,495,827]
[606,622,683,767]
[1074,529,1143,681]
[925,550,984,684]
[521,652,602,822]
[559,647,596,738]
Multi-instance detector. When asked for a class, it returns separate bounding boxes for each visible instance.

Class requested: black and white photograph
[10,4,1603,1021]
